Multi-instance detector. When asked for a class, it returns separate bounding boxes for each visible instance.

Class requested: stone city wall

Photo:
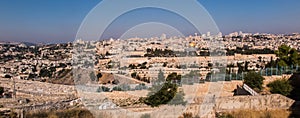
[215,94,295,112]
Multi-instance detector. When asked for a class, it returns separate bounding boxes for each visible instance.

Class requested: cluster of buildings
[93,32,300,82]
[0,42,73,80]
[1,31,300,83]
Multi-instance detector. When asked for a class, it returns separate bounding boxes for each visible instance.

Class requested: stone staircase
[243,84,259,96]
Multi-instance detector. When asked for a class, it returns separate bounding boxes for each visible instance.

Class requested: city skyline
[0,0,300,43]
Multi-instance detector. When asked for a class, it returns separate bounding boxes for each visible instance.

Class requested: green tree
[275,45,300,67]
[144,82,178,107]
[166,73,181,82]
[97,73,102,79]
[39,68,52,78]
[205,72,212,82]
[289,48,300,65]
[276,45,291,61]
[266,56,277,68]
[258,56,262,62]
[267,79,293,96]
[243,71,265,91]
[129,64,136,69]
[237,63,244,74]
[244,61,250,72]
[163,62,167,67]
[131,72,137,78]
[208,63,213,68]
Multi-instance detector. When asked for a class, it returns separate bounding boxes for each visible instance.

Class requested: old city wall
[215,94,295,112]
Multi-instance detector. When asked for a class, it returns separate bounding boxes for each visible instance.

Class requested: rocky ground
[1,75,294,118]
[0,77,79,113]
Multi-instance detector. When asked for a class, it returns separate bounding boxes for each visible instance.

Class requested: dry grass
[219,109,291,118]
[25,108,94,118]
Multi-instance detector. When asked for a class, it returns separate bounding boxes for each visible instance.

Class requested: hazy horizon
[1,0,300,43]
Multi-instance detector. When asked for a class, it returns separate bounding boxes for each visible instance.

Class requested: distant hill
[0,41,38,47]
[21,42,37,47]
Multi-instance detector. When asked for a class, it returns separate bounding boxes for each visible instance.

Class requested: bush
[4,74,12,78]
[96,73,102,79]
[267,79,293,96]
[135,84,147,90]
[97,86,110,92]
[39,68,53,78]
[131,72,137,78]
[112,84,131,91]
[112,86,123,91]
[243,71,265,91]
[119,84,131,91]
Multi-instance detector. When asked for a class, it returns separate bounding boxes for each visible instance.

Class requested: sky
[0,0,300,43]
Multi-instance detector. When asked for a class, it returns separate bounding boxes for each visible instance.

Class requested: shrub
[97,86,110,92]
[39,68,53,78]
[243,71,265,91]
[119,84,131,91]
[112,84,131,91]
[267,79,293,96]
[96,73,102,79]
[131,72,137,78]
[4,74,12,78]
[112,86,123,91]
[135,84,147,90]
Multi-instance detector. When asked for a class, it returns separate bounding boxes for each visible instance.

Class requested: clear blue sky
[0,0,300,43]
